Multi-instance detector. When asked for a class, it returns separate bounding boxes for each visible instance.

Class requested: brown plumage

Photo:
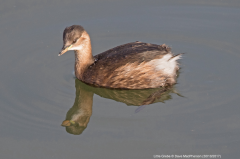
[59,25,182,89]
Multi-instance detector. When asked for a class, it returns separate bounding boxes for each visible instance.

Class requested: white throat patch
[69,44,84,51]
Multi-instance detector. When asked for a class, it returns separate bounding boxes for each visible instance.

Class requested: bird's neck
[70,80,93,127]
[74,33,94,80]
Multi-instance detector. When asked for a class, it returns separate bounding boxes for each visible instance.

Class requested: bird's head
[59,25,86,56]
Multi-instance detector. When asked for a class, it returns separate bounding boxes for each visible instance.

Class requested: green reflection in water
[62,79,181,135]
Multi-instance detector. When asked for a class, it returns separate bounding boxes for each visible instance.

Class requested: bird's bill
[58,45,72,56]
[61,120,76,127]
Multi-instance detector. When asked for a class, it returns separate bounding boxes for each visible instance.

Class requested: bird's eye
[73,39,78,43]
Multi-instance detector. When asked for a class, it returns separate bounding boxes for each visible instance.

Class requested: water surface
[1,0,240,158]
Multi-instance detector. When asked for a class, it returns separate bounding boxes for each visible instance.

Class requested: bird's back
[82,42,178,89]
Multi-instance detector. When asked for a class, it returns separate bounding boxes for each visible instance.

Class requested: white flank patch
[150,53,181,76]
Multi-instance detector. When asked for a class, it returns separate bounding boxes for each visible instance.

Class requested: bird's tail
[168,53,184,61]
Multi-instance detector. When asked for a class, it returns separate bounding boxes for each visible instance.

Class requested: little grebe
[59,25,182,89]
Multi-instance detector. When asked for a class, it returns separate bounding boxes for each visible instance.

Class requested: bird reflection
[62,79,181,135]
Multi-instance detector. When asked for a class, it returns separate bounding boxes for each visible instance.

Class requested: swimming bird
[58,25,182,89]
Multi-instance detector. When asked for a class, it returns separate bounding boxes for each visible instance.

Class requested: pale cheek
[69,44,83,51]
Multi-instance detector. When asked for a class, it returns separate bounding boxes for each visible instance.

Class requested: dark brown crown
[63,25,85,44]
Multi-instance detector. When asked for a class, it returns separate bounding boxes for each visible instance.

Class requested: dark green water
[1,0,240,158]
